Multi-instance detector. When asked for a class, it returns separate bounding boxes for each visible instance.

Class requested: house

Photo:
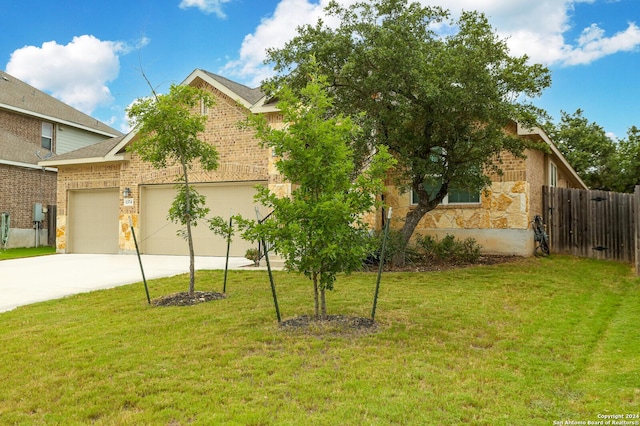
[383,121,587,256]
[40,68,585,258]
[39,69,282,256]
[0,70,122,248]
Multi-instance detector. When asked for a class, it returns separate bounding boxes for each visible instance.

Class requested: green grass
[0,256,638,425]
[0,246,56,260]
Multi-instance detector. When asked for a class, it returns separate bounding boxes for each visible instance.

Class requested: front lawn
[0,256,638,425]
[0,246,56,260]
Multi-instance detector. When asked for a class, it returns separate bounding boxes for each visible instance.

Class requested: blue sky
[2,0,639,140]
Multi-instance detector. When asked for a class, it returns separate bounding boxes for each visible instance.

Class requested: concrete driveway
[0,254,254,313]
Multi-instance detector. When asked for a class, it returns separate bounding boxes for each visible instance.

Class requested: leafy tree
[265,0,551,263]
[235,69,395,319]
[610,126,640,193]
[545,109,616,190]
[127,84,218,296]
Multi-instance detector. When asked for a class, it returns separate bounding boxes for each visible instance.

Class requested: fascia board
[0,158,57,172]
[517,122,588,189]
[182,69,254,109]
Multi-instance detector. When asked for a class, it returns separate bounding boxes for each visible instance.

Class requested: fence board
[544,186,635,263]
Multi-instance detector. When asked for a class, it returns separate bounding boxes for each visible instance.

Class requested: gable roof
[516,122,587,189]
[41,68,278,167]
[0,70,122,138]
[38,135,127,167]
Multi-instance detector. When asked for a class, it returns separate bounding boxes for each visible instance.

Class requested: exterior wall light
[123,187,131,198]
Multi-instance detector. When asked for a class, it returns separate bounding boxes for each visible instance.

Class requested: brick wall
[0,164,56,228]
[55,79,280,252]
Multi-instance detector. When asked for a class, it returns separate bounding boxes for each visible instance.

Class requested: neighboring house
[383,121,587,256]
[40,68,585,257]
[0,70,122,248]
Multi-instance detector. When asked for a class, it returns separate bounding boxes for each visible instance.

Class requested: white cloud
[220,0,335,86]
[5,35,145,115]
[179,0,232,18]
[222,0,640,85]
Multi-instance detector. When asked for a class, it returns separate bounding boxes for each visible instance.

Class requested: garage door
[68,189,119,254]
[140,182,266,256]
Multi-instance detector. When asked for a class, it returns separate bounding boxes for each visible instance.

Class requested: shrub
[415,234,481,263]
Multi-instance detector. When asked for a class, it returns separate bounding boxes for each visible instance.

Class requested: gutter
[0,158,57,172]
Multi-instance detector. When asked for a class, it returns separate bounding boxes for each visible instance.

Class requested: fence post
[635,186,640,276]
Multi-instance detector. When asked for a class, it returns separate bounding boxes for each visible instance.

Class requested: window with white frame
[41,122,53,150]
[549,161,558,187]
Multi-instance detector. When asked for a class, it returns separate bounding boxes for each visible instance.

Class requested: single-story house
[383,120,587,255]
[0,70,122,248]
[40,68,586,257]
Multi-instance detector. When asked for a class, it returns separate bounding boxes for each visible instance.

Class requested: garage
[140,182,266,256]
[68,189,120,254]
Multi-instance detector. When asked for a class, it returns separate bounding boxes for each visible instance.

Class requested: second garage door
[140,182,266,256]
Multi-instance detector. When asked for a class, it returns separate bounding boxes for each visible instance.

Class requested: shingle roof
[200,69,265,105]
[0,129,49,165]
[0,70,122,136]
[45,135,126,162]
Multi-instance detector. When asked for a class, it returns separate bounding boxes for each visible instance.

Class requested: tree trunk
[313,271,319,319]
[181,161,196,296]
[393,202,430,267]
[320,287,326,320]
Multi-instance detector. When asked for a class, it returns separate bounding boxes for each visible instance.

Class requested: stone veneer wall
[382,149,540,256]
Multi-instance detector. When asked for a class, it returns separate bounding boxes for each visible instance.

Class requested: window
[411,179,480,206]
[549,161,558,187]
[41,122,53,150]
[200,98,209,116]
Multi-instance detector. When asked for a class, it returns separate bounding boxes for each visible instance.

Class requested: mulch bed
[151,291,226,307]
[279,314,377,336]
[379,255,522,273]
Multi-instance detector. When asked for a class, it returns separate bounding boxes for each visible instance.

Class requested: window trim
[549,161,558,187]
[41,122,53,151]
[410,183,481,206]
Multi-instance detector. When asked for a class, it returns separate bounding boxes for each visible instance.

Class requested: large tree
[265,0,551,262]
[237,69,394,319]
[610,126,640,193]
[127,84,218,295]
[545,109,616,190]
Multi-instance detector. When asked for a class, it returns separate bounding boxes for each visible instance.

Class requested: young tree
[236,70,395,319]
[127,84,218,296]
[265,0,551,263]
[545,109,617,190]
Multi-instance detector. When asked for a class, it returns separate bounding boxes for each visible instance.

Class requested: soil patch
[152,291,226,307]
[279,314,377,336]
[380,255,522,273]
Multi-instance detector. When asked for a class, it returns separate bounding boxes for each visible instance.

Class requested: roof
[199,69,265,105]
[0,70,122,137]
[39,135,127,166]
[41,68,278,167]
[516,123,588,189]
[0,129,52,168]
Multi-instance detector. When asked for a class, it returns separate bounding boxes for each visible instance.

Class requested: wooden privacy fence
[542,186,637,267]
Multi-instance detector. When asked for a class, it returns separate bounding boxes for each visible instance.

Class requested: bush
[415,234,481,263]
[365,229,421,267]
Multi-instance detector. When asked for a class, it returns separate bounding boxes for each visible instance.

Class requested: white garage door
[68,189,119,254]
[140,182,266,256]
